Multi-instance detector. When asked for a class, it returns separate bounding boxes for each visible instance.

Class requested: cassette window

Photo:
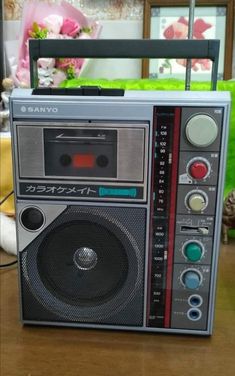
[44,128,117,178]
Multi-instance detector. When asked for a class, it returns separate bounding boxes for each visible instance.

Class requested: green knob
[184,242,203,262]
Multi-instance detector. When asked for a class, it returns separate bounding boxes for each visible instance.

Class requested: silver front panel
[16,202,67,252]
[17,126,44,177]
[117,128,144,181]
[16,122,148,183]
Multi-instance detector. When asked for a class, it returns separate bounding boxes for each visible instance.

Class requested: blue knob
[182,270,201,289]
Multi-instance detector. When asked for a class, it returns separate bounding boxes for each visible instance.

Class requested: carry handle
[29,39,220,90]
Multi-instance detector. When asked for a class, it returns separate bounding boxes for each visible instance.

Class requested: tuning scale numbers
[149,109,174,327]
[154,122,171,215]
[149,222,168,326]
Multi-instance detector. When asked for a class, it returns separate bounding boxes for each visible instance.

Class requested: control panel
[148,106,224,331]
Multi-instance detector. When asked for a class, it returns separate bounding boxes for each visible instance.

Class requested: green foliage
[29,22,48,39]
[66,65,76,80]
[81,27,92,34]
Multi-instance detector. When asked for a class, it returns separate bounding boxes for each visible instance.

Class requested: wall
[3,0,144,21]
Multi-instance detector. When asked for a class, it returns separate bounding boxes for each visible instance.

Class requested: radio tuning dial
[185,114,218,147]
[181,270,202,290]
[186,190,208,212]
[183,241,203,262]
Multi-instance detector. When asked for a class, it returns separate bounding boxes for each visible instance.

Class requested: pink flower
[43,15,63,34]
[21,55,30,69]
[61,18,81,37]
[16,68,30,87]
[56,58,83,70]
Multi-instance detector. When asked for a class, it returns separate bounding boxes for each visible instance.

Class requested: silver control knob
[186,114,218,147]
[186,190,208,212]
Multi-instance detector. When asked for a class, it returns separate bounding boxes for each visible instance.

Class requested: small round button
[187,191,208,212]
[20,207,45,231]
[186,114,218,147]
[189,161,208,180]
[184,242,203,262]
[181,270,202,289]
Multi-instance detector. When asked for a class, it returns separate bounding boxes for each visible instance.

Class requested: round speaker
[23,207,143,322]
[20,206,45,231]
[37,220,129,306]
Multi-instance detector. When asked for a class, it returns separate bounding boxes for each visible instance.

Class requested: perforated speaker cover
[20,205,146,326]
[37,220,129,306]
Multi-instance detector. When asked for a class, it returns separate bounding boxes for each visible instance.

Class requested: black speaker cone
[37,220,129,307]
[20,207,45,231]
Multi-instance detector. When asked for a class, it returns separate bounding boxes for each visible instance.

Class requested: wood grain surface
[1,239,235,376]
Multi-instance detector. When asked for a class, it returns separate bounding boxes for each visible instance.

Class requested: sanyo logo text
[20,106,58,113]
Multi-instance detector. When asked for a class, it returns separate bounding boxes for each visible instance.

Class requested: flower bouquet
[15,0,102,87]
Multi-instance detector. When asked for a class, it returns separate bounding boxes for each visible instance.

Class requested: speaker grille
[37,220,129,306]
[20,205,146,326]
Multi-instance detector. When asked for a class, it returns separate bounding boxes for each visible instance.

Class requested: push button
[189,161,208,180]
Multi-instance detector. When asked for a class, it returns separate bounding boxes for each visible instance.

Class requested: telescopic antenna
[185,0,196,90]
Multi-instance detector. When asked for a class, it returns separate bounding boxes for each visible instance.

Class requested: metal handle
[29,39,220,90]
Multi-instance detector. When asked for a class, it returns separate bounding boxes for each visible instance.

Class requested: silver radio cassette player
[10,87,230,335]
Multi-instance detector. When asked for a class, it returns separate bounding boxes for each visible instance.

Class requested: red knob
[189,161,208,180]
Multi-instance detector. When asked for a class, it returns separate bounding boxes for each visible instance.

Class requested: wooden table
[1,239,235,376]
